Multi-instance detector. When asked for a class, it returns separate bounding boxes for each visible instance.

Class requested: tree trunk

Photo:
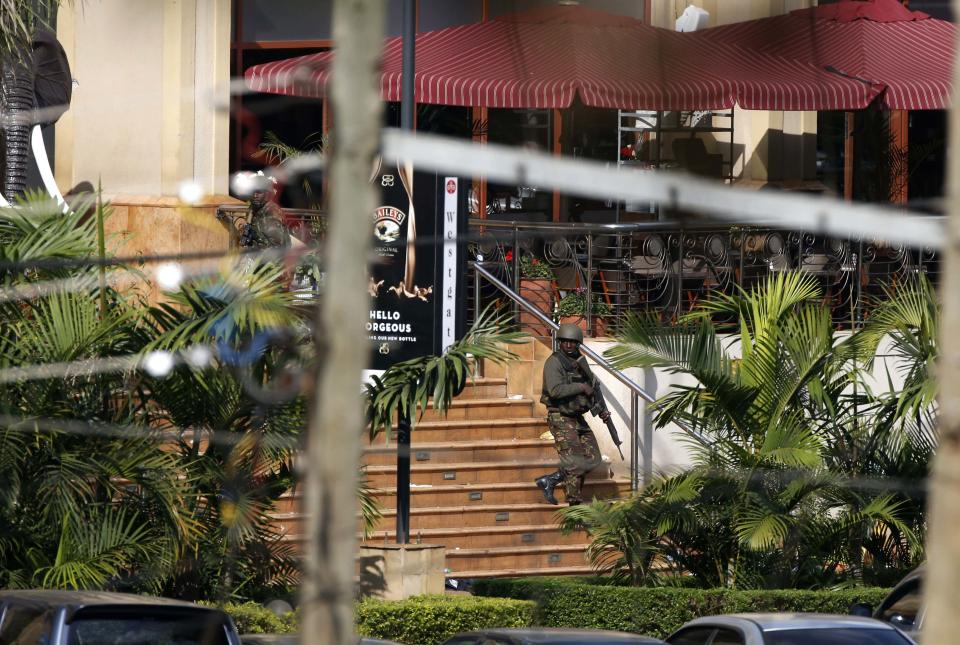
[0,55,34,201]
[299,1,385,644]
[923,0,960,640]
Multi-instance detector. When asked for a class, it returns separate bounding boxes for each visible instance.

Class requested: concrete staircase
[273,339,632,579]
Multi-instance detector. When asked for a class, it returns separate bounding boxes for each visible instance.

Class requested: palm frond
[366,304,524,438]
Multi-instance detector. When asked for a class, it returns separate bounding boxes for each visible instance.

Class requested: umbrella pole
[843,111,855,201]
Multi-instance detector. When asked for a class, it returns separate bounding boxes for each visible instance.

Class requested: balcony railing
[467,218,940,335]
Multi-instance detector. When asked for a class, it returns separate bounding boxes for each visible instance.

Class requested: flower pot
[519,278,554,337]
[559,315,608,338]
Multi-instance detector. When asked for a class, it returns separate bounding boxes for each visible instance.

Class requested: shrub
[518,254,554,279]
[357,594,536,645]
[473,578,891,639]
[217,602,298,634]
[556,288,612,318]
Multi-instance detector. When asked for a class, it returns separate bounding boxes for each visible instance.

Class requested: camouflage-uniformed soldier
[241,175,290,250]
[535,323,607,505]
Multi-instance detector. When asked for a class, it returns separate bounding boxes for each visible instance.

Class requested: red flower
[531,259,539,265]
[505,250,514,262]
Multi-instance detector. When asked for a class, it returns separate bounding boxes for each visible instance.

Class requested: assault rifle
[589,382,625,461]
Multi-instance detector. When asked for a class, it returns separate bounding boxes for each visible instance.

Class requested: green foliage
[576,272,931,588]
[0,195,194,592]
[356,595,536,645]
[555,288,612,318]
[474,578,890,639]
[0,0,60,58]
[365,304,525,439]
[518,254,554,279]
[0,193,317,600]
[217,601,298,635]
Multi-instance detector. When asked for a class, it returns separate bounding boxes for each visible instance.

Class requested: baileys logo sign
[374,206,406,243]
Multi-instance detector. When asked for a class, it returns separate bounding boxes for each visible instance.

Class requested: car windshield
[877,578,923,630]
[66,608,230,645]
[764,628,911,645]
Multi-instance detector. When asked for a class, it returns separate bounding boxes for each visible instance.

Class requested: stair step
[277,480,630,512]
[364,460,615,487]
[360,524,589,549]
[279,502,568,535]
[445,544,591,572]
[455,378,508,399]
[371,417,549,444]
[417,397,535,422]
[374,502,566,530]
[370,480,630,507]
[363,439,555,466]
[446,565,597,579]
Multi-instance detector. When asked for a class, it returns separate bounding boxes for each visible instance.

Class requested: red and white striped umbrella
[245,5,881,111]
[692,0,955,110]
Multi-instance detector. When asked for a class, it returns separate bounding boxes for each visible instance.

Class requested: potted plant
[511,251,554,337]
[555,287,613,337]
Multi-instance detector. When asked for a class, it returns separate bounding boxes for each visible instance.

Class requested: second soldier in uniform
[535,323,608,505]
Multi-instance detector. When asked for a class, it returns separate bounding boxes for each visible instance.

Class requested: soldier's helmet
[231,170,278,199]
[556,323,584,344]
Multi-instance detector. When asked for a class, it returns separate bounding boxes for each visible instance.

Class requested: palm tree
[0,195,194,590]
[0,193,316,596]
[559,272,927,588]
[136,266,307,600]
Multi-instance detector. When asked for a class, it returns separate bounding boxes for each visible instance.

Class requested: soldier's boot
[535,471,563,505]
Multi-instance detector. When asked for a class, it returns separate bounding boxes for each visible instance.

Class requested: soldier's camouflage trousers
[546,412,602,503]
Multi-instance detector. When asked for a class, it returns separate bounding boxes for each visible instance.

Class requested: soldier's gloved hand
[239,224,257,247]
[600,410,611,421]
[580,383,594,396]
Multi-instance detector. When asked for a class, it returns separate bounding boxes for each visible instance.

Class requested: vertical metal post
[395,413,411,544]
[401,0,416,133]
[843,112,855,201]
[513,226,521,325]
[677,231,684,318]
[586,235,593,335]
[395,0,416,547]
[473,263,481,329]
[642,403,653,487]
[473,264,484,377]
[728,108,735,184]
[630,393,639,492]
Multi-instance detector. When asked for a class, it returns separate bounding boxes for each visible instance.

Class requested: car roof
[449,628,664,643]
[0,590,212,611]
[687,613,896,632]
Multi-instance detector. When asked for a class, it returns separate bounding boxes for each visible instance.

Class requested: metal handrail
[472,261,668,491]
[470,216,947,234]
[472,218,780,234]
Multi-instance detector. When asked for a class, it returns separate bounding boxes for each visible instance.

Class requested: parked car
[441,628,666,644]
[851,567,924,637]
[0,589,242,644]
[665,614,915,645]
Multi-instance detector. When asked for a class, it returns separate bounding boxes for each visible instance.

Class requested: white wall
[56,0,232,198]
[582,332,915,483]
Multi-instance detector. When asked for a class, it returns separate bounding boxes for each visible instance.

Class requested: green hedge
[357,595,536,645]
[473,578,891,639]
[218,602,298,635]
